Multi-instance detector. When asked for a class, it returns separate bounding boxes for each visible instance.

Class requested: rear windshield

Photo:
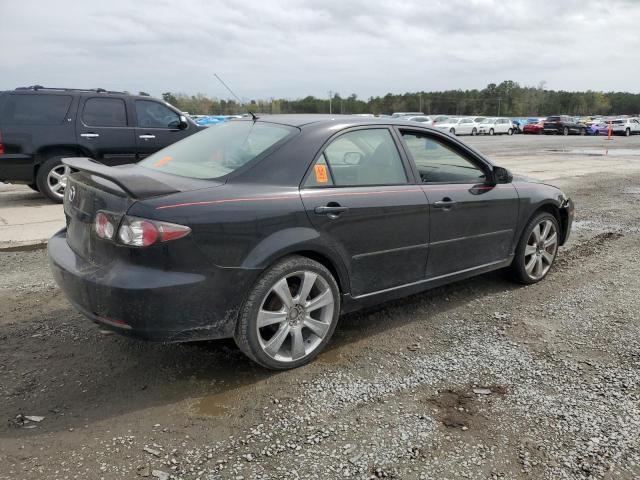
[2,94,72,125]
[139,121,297,180]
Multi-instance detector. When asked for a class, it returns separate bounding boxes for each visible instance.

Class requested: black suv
[542,115,586,136]
[0,86,203,202]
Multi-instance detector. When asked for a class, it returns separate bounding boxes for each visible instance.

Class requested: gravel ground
[1,138,639,479]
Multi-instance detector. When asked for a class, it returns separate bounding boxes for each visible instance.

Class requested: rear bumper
[0,154,35,182]
[48,229,259,342]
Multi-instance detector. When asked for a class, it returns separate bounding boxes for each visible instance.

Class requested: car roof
[239,114,441,129]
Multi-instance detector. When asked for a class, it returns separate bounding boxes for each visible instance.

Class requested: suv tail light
[117,215,191,247]
[0,129,5,155]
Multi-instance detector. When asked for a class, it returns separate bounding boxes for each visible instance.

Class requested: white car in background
[477,117,514,135]
[403,115,433,125]
[434,117,478,136]
[610,118,640,136]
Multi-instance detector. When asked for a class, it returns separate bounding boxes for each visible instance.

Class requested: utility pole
[328,90,333,114]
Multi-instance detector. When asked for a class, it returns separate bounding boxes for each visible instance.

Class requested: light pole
[328,90,333,114]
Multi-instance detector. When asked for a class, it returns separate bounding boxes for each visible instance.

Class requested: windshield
[139,121,297,179]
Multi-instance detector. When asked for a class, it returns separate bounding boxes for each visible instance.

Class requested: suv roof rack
[15,85,128,94]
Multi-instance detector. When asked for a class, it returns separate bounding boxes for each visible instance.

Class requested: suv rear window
[139,121,297,179]
[2,94,72,125]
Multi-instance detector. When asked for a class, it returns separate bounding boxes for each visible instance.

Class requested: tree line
[160,80,640,117]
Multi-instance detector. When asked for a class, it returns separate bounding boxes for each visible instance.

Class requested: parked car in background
[472,116,487,124]
[610,118,640,136]
[404,115,433,125]
[542,116,586,135]
[0,86,202,202]
[477,117,514,135]
[392,112,424,118]
[431,115,451,126]
[49,115,574,369]
[434,117,478,135]
[523,118,545,135]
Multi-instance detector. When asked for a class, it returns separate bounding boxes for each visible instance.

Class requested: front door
[300,127,430,297]
[134,99,193,158]
[76,96,137,166]
[398,129,519,278]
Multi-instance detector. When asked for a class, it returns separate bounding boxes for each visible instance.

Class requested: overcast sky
[1,0,639,100]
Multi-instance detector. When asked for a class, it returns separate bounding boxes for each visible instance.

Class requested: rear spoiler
[62,158,180,199]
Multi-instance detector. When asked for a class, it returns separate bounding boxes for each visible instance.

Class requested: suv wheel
[36,156,72,203]
[510,212,559,284]
[234,256,340,370]
[507,128,514,135]
[625,128,631,137]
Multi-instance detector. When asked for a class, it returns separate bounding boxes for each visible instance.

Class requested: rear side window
[135,100,180,128]
[82,98,127,127]
[2,94,72,125]
[313,129,407,187]
[139,121,296,179]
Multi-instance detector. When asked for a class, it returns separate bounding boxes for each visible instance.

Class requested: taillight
[94,212,116,240]
[117,215,190,247]
[0,129,5,155]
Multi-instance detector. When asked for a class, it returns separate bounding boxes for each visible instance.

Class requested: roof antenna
[214,73,258,121]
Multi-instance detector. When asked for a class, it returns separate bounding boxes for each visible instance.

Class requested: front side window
[401,131,486,184]
[306,128,407,187]
[135,100,180,128]
[140,121,296,179]
[82,98,127,127]
[3,94,72,125]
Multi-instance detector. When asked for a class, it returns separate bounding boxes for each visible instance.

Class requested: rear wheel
[507,128,514,136]
[234,256,340,370]
[36,156,72,203]
[489,128,494,136]
[510,213,559,284]
[562,127,569,136]
[625,128,631,137]
[471,128,477,136]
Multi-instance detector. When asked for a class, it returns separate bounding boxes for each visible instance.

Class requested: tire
[36,155,73,203]
[234,255,340,370]
[625,128,631,137]
[489,128,494,136]
[562,127,569,136]
[450,128,456,135]
[579,128,585,136]
[510,212,560,285]
[27,183,39,192]
[471,128,477,136]
[507,128,514,136]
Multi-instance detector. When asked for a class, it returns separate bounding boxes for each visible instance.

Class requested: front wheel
[563,127,569,136]
[510,213,559,284]
[625,128,631,137]
[507,128,514,136]
[36,156,72,203]
[471,128,477,136]
[234,256,340,370]
[489,128,495,136]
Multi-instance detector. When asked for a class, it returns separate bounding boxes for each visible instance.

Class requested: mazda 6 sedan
[49,115,574,370]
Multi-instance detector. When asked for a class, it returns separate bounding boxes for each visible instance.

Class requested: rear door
[397,128,519,278]
[76,96,137,165]
[300,126,430,297]
[134,99,193,158]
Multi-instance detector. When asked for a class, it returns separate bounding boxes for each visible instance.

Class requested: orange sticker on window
[314,164,328,183]
[153,156,173,167]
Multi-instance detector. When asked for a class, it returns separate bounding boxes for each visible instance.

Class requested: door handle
[314,203,348,218]
[433,197,456,209]
[139,134,156,140]
[80,133,99,138]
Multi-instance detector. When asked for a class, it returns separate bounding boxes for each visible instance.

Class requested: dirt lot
[1,135,639,479]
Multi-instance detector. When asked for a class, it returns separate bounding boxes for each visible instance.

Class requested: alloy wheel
[47,164,71,200]
[524,219,558,280]
[256,271,335,363]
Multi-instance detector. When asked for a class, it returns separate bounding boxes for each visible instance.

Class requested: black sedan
[49,115,574,369]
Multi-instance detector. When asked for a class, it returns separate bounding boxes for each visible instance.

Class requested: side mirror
[493,166,513,184]
[178,115,188,130]
[343,152,363,165]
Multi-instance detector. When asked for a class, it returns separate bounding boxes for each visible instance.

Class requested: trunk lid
[62,158,219,263]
